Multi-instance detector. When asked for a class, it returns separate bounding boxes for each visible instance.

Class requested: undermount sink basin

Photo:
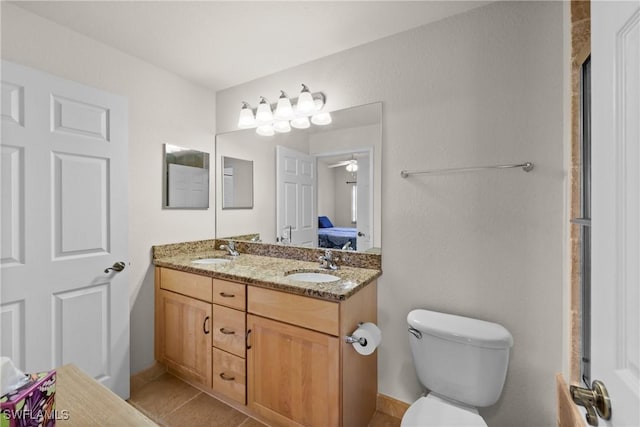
[286,272,340,283]
[191,258,231,265]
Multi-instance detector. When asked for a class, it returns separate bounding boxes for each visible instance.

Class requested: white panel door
[276,145,317,247]
[591,2,640,426]
[0,61,129,399]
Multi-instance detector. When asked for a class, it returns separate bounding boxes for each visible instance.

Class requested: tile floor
[128,372,400,427]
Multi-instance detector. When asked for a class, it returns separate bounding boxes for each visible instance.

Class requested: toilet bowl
[402,309,513,426]
[401,394,485,427]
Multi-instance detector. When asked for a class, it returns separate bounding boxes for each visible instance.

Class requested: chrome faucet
[219,240,239,256]
[341,241,353,251]
[318,249,339,270]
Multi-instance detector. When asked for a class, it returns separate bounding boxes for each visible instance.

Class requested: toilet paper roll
[1,357,29,396]
[351,322,382,356]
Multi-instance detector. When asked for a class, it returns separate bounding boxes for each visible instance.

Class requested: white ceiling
[14,1,490,92]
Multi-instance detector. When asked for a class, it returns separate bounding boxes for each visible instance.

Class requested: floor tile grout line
[157,390,204,423]
[237,416,254,427]
[160,373,259,426]
[127,400,164,425]
[129,373,204,425]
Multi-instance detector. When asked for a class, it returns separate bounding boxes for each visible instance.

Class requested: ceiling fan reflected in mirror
[328,159,358,172]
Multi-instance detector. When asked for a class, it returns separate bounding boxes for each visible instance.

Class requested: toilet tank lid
[407,309,513,349]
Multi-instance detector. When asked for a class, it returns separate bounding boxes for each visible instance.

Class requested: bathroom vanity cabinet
[155,268,247,404]
[155,269,212,387]
[247,286,342,426]
[155,266,378,427]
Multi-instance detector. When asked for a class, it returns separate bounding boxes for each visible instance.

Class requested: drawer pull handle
[246,329,252,349]
[219,292,235,298]
[220,327,235,335]
[203,316,210,334]
[219,373,235,381]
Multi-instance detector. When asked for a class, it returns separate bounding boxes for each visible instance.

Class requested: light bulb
[255,97,273,125]
[314,97,325,111]
[346,162,358,172]
[256,124,275,136]
[237,102,256,129]
[273,120,291,133]
[290,116,310,129]
[311,112,332,126]
[274,91,294,120]
[296,84,316,115]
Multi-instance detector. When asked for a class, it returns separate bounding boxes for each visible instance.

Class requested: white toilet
[402,309,513,427]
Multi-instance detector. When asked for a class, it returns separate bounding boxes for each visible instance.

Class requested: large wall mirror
[163,144,210,209]
[215,102,381,253]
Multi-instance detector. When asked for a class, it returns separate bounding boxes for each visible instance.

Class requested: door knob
[104,261,126,274]
[570,380,611,426]
[357,231,364,237]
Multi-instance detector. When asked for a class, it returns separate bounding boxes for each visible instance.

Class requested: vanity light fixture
[311,111,332,126]
[237,102,256,129]
[296,84,316,115]
[273,120,291,133]
[255,97,274,125]
[274,91,294,120]
[256,125,275,136]
[236,83,331,136]
[290,116,310,129]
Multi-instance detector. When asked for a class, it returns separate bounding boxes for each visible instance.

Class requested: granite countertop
[154,249,381,302]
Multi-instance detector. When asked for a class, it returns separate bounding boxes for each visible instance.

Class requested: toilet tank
[407,309,513,407]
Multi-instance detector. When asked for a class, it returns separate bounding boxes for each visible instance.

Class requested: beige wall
[1,4,216,374]
[332,167,355,228]
[216,2,565,426]
[317,161,337,221]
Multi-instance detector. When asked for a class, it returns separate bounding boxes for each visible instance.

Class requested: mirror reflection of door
[168,163,208,208]
[163,144,210,209]
[276,146,317,246]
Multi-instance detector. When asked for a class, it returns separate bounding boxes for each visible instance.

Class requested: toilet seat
[401,395,487,427]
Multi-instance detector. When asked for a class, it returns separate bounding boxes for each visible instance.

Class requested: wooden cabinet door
[247,314,340,427]
[158,289,212,387]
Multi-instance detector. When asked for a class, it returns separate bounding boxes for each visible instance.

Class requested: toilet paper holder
[345,335,368,346]
[344,322,368,346]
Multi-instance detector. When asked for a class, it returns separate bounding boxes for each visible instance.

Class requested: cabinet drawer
[160,268,212,302]
[212,279,246,310]
[212,305,246,357]
[212,347,246,405]
[248,287,339,336]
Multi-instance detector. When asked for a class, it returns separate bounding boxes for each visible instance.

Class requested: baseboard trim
[556,373,586,427]
[130,362,167,393]
[377,393,410,419]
